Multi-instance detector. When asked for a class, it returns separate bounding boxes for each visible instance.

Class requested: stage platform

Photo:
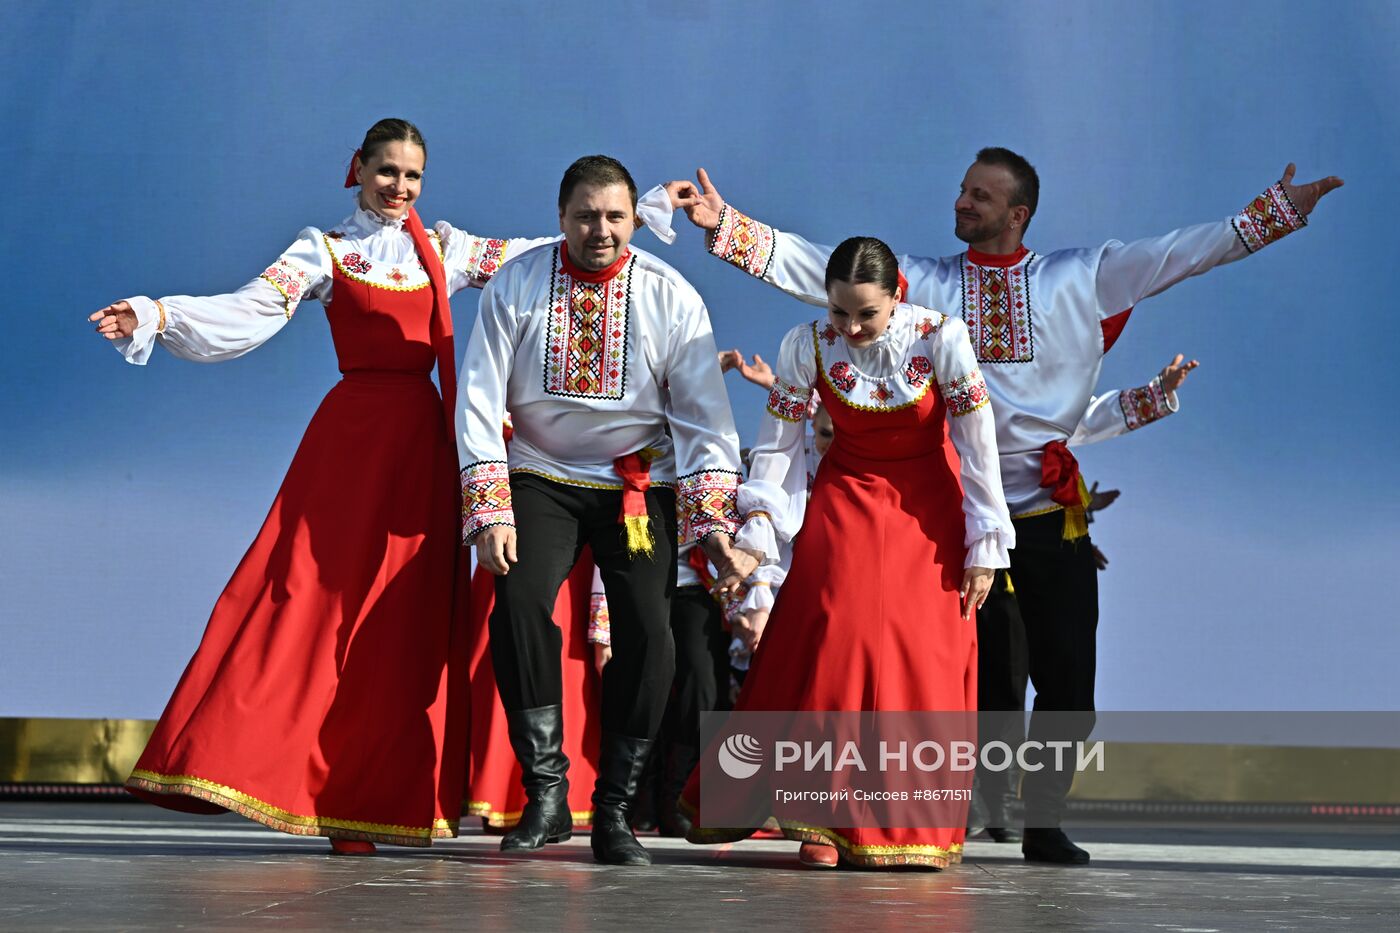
[2,803,1397,931]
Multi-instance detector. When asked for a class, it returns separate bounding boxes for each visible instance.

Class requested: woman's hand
[960,567,995,621]
[88,301,139,340]
[593,643,612,675]
[719,349,776,389]
[741,608,769,650]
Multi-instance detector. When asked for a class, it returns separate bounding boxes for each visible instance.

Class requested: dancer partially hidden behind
[681,237,1014,869]
[88,118,553,854]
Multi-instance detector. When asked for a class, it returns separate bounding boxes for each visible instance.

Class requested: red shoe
[329,839,377,856]
[797,841,839,869]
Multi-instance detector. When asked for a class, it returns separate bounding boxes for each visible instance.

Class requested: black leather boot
[657,743,698,838]
[591,732,655,866]
[500,705,572,852]
[1022,827,1090,864]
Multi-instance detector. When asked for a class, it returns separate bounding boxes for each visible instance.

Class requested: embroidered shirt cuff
[1231,181,1307,254]
[461,461,514,542]
[1120,375,1175,431]
[739,580,777,614]
[707,204,776,278]
[678,469,742,543]
[587,592,611,646]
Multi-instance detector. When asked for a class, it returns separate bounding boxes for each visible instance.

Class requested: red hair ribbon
[897,269,909,301]
[344,148,362,188]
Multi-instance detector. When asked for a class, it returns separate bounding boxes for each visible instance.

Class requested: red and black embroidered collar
[560,243,632,283]
[966,245,1030,268]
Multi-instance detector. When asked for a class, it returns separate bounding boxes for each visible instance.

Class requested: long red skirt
[464,554,603,828]
[682,391,977,868]
[126,372,470,846]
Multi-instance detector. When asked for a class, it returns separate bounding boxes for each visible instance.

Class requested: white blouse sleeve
[1068,375,1179,448]
[732,324,817,565]
[456,276,518,541]
[433,221,559,293]
[931,316,1014,569]
[112,228,328,365]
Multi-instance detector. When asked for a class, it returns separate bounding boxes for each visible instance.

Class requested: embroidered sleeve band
[766,376,814,423]
[1119,375,1173,431]
[587,592,611,646]
[707,204,776,279]
[1232,182,1306,254]
[941,368,991,417]
[461,460,514,541]
[677,469,742,543]
[466,236,509,283]
[260,260,312,319]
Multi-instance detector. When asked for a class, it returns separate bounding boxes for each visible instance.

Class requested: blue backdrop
[2,0,1396,716]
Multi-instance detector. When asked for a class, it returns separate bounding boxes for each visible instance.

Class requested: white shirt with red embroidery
[696,180,1303,516]
[456,242,743,546]
[109,198,557,366]
[739,307,1013,571]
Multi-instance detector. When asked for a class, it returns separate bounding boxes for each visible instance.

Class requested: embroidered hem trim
[464,800,595,829]
[127,769,455,846]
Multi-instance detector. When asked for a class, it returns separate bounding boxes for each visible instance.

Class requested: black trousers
[1006,510,1099,825]
[664,584,731,748]
[490,474,677,739]
[974,571,1029,823]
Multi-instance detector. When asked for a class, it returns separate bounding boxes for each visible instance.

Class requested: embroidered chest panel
[322,231,444,292]
[543,249,633,399]
[960,255,1036,364]
[812,313,944,413]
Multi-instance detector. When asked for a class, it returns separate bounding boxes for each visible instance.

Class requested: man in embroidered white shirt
[664,150,1341,864]
[458,155,753,867]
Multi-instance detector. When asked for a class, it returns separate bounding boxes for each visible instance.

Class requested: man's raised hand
[664,168,725,231]
[1280,163,1343,217]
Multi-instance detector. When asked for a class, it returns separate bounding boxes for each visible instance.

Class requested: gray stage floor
[1,803,1397,931]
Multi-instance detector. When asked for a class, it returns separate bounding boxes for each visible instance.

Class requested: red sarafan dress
[464,552,604,828]
[682,310,1013,868]
[117,205,544,845]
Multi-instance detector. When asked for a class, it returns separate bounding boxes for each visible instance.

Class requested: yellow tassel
[1060,475,1092,542]
[623,514,655,560]
[1003,572,1015,595]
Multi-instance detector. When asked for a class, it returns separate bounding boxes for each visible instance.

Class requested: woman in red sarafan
[89,118,554,854]
[680,237,1014,869]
